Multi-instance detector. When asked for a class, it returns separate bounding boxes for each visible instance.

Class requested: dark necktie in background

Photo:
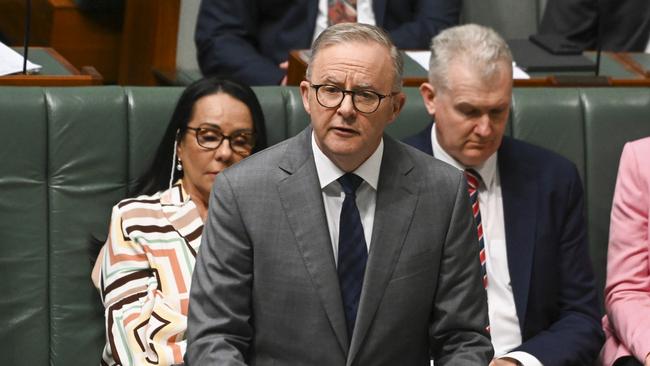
[328,0,357,26]
[464,169,488,289]
[337,173,367,340]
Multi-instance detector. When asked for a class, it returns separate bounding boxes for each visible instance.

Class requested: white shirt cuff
[500,351,543,366]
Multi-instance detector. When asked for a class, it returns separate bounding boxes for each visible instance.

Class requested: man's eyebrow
[319,76,340,85]
[315,77,379,92]
[454,101,476,109]
[491,103,510,111]
[352,84,381,94]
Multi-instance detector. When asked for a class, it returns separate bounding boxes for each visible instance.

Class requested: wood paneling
[0,0,180,85]
[0,0,120,83]
[48,0,122,83]
[118,0,180,85]
[0,47,103,86]
[0,0,52,46]
[288,50,650,88]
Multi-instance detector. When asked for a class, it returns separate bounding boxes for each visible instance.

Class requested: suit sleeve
[513,164,604,365]
[604,142,650,362]
[186,173,253,366]
[195,0,284,85]
[430,173,494,365]
[385,0,460,49]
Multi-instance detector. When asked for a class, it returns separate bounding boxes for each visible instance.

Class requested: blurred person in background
[195,0,460,85]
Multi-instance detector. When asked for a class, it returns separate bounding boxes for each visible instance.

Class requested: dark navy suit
[195,0,460,85]
[404,123,604,365]
[539,0,650,52]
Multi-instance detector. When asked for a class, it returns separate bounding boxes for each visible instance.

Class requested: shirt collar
[160,179,193,206]
[311,131,383,190]
[431,123,498,188]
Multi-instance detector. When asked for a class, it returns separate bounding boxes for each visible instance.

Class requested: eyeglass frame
[309,83,400,114]
[185,126,256,156]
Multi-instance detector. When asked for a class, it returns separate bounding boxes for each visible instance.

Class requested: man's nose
[475,114,492,136]
[337,93,357,119]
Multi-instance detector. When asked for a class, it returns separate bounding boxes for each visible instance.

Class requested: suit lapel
[372,0,388,27]
[347,137,418,364]
[405,121,434,155]
[499,137,537,330]
[305,0,319,42]
[277,128,350,353]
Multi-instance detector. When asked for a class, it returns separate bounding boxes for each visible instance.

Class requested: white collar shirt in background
[311,132,381,263]
[431,126,543,366]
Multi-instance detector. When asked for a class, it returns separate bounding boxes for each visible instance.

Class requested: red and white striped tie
[328,0,357,26]
[464,169,488,289]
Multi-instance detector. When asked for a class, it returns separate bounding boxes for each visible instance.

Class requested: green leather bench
[1,86,649,365]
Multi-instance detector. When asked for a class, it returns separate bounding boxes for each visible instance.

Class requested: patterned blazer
[100,182,203,366]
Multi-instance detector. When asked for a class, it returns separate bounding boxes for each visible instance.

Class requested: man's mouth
[331,126,359,136]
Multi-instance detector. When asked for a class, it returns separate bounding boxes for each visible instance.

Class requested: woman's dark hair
[133,76,268,196]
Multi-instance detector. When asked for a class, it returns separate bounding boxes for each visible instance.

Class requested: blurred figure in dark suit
[539,0,650,52]
[195,0,460,85]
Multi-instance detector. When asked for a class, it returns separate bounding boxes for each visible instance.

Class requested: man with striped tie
[404,24,604,366]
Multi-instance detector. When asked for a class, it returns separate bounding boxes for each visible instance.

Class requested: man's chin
[322,138,362,156]
[459,150,492,167]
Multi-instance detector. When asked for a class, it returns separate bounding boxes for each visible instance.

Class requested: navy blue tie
[337,173,368,339]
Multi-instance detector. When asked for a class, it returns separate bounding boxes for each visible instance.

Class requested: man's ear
[419,82,437,116]
[299,80,312,115]
[387,91,406,124]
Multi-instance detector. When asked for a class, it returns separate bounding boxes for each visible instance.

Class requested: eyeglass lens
[195,128,255,154]
[316,85,382,113]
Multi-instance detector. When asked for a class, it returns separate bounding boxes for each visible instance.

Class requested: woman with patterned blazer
[91,77,267,366]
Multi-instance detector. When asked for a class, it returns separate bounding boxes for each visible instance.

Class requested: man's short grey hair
[306,23,404,91]
[428,24,512,90]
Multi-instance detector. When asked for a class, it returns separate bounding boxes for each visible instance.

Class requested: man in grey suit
[186,22,492,366]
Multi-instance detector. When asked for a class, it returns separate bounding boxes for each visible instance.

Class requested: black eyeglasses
[310,84,398,114]
[186,127,256,156]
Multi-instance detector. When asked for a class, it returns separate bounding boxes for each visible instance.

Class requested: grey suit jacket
[186,127,492,366]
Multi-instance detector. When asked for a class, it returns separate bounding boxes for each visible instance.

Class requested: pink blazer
[601,137,650,365]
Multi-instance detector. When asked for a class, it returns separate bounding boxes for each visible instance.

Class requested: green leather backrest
[0,88,49,365]
[513,87,650,305]
[582,89,650,301]
[0,86,648,365]
[512,88,586,179]
[47,87,126,365]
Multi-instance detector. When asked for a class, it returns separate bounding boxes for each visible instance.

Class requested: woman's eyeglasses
[186,127,256,156]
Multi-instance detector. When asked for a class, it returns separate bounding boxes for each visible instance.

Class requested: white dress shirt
[311,132,382,262]
[313,0,376,42]
[431,126,543,366]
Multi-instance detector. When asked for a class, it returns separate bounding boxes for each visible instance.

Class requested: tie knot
[338,173,363,195]
[464,169,482,190]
